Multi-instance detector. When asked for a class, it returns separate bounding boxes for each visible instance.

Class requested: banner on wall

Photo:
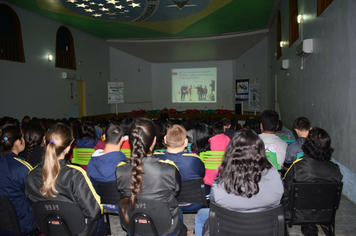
[108,82,124,104]
[249,83,260,110]
[235,79,249,101]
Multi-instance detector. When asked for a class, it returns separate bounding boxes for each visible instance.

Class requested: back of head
[302,127,333,161]
[217,129,271,198]
[122,117,134,135]
[212,121,224,135]
[0,124,23,156]
[105,123,124,145]
[293,117,310,131]
[166,124,186,149]
[24,123,46,162]
[260,110,279,132]
[78,121,96,139]
[153,120,167,150]
[192,123,213,153]
[221,118,231,127]
[276,120,283,131]
[41,123,73,197]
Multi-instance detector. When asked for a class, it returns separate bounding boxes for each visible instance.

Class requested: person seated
[73,121,106,170]
[194,129,283,236]
[87,122,128,211]
[208,121,230,151]
[282,127,343,236]
[19,123,46,167]
[25,123,102,236]
[153,120,167,151]
[120,117,134,150]
[0,125,37,236]
[155,124,205,212]
[221,118,236,139]
[259,110,288,168]
[116,118,182,236]
[283,117,311,170]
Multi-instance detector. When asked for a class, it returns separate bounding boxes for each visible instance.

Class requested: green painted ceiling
[4,0,277,39]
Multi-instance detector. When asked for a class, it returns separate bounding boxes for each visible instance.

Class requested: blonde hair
[165,124,186,149]
[40,123,73,197]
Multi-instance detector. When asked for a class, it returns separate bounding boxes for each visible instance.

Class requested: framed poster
[108,82,124,104]
[249,83,260,110]
[235,79,249,101]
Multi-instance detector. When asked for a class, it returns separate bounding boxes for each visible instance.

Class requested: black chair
[285,182,343,236]
[118,198,187,236]
[0,195,22,236]
[32,200,108,236]
[209,202,285,236]
[176,178,208,213]
[96,181,121,235]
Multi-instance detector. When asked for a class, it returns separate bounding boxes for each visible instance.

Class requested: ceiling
[4,0,281,63]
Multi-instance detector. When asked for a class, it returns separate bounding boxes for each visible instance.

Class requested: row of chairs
[0,181,343,236]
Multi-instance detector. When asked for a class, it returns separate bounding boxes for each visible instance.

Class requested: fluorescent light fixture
[48,54,53,61]
[297,14,303,24]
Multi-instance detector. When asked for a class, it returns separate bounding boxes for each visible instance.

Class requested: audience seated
[282,127,343,236]
[120,117,134,150]
[153,120,167,151]
[259,110,288,168]
[116,118,183,236]
[194,129,283,236]
[155,124,205,212]
[283,117,310,170]
[0,124,37,236]
[192,123,213,154]
[221,118,236,139]
[25,123,103,236]
[19,123,46,166]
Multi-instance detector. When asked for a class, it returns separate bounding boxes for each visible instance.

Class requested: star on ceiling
[76,3,88,8]
[92,13,102,17]
[89,2,96,5]
[106,0,119,4]
[85,8,95,12]
[124,10,129,12]
[99,7,109,11]
[129,3,141,8]
[98,3,104,6]
[67,0,77,3]
[126,0,133,2]
[83,0,90,2]
[106,12,117,15]
[115,5,125,9]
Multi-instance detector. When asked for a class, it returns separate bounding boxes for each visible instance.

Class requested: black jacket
[282,156,343,219]
[116,155,181,234]
[25,159,102,236]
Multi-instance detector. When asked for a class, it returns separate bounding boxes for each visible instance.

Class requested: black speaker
[235,104,242,114]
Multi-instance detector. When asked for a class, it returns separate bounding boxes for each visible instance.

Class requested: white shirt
[259,133,288,166]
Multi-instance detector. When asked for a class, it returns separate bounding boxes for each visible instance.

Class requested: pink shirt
[209,134,230,151]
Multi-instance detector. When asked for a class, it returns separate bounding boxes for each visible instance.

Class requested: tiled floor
[108,195,356,236]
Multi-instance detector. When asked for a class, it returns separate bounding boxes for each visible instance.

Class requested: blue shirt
[283,137,305,170]
[155,151,205,182]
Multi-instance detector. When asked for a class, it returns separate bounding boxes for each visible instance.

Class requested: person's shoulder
[157,158,179,171]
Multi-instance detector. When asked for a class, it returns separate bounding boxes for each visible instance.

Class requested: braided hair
[121,118,156,225]
[23,123,45,162]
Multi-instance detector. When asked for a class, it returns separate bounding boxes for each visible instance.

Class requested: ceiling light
[297,14,303,24]
[280,41,286,48]
[48,54,53,61]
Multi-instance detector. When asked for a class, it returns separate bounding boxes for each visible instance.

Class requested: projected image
[172,68,217,103]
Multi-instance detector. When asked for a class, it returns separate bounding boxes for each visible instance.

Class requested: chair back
[72,148,95,165]
[265,152,281,170]
[0,196,21,236]
[97,181,121,205]
[209,203,284,236]
[120,149,131,158]
[288,182,343,226]
[199,151,224,170]
[119,198,175,236]
[176,178,207,210]
[32,201,87,236]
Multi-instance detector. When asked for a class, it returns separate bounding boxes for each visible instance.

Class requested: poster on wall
[235,79,249,101]
[249,83,260,110]
[108,82,124,104]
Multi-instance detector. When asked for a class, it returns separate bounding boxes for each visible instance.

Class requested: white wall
[0,1,111,120]
[234,37,269,112]
[110,48,152,113]
[151,61,234,111]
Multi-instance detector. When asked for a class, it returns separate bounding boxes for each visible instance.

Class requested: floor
[107,195,356,236]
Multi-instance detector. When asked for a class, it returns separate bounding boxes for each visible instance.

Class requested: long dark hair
[192,123,213,154]
[302,127,333,161]
[24,123,45,162]
[216,129,272,198]
[121,118,156,225]
[0,125,23,156]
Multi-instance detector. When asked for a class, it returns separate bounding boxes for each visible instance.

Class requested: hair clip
[3,137,8,141]
[50,140,55,145]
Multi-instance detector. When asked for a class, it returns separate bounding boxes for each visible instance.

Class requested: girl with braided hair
[116,117,182,236]
[0,124,37,236]
[25,123,103,236]
[19,123,46,166]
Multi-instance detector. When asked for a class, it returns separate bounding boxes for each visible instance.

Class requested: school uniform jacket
[116,155,181,234]
[25,159,103,236]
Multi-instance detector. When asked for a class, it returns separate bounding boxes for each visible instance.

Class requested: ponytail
[0,125,22,156]
[121,118,155,225]
[24,124,45,162]
[40,123,73,197]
